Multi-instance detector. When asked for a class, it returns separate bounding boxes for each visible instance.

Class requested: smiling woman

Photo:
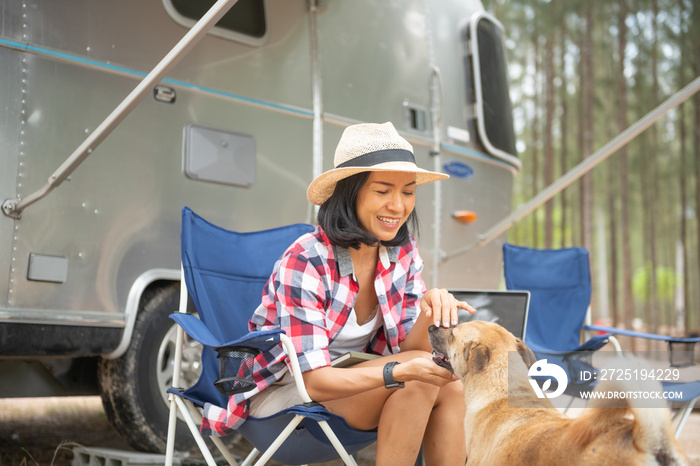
[198,122,477,466]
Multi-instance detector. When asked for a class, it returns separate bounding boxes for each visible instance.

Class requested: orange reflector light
[452,210,477,224]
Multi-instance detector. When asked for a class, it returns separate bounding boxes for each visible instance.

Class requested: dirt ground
[0,396,377,466]
[0,396,698,466]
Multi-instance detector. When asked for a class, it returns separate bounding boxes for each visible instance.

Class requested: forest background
[482,0,700,340]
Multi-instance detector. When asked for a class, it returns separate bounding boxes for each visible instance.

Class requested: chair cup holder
[669,341,697,368]
[214,346,262,396]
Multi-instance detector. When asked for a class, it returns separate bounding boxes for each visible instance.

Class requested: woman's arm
[301,351,457,402]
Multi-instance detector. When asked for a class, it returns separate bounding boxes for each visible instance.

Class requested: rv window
[466,12,518,165]
[166,0,266,43]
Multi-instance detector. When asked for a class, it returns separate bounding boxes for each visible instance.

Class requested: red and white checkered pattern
[201,226,426,436]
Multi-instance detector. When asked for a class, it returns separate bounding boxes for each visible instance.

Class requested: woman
[244,122,474,465]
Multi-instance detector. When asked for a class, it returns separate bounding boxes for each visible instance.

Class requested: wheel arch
[104,268,180,360]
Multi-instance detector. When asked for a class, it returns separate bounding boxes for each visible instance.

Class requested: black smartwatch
[383,361,405,389]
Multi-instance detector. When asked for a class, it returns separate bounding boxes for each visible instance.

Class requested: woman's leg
[322,352,465,466]
[374,377,442,465]
[421,380,466,466]
[323,376,441,464]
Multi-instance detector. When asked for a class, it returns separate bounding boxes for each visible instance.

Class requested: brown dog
[429,320,689,466]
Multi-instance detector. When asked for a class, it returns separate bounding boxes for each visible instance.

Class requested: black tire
[98,283,199,453]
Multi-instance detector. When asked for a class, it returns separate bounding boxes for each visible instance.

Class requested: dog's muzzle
[428,325,454,373]
[432,352,453,373]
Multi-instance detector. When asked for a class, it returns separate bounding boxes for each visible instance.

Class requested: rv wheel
[98,283,199,453]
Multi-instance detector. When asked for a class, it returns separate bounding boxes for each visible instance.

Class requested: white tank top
[328,306,382,359]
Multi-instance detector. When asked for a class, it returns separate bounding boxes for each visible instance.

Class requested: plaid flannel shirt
[201,226,426,436]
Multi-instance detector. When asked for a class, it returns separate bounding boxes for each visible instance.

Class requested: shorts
[248,371,305,418]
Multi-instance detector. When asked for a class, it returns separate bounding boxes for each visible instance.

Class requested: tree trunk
[676,0,687,332]
[693,0,700,334]
[582,0,595,314]
[544,1,555,248]
[649,0,660,346]
[558,8,569,249]
[617,0,634,342]
[576,28,585,249]
[607,154,619,326]
[532,38,541,247]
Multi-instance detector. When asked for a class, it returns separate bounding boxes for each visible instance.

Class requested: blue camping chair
[164,208,377,466]
[504,243,700,437]
[502,244,612,404]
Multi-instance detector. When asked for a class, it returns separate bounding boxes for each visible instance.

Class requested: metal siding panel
[319,0,430,126]
[432,156,514,289]
[10,53,313,316]
[426,0,482,137]
[6,0,313,321]
[0,48,22,307]
[21,0,311,111]
[0,1,24,40]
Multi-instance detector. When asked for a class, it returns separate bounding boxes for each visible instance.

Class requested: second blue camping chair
[502,243,611,400]
[503,243,700,437]
[164,207,377,466]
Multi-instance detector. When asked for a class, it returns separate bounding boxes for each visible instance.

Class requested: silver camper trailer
[0,0,518,453]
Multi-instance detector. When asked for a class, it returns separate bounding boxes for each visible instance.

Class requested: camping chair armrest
[279,334,314,404]
[169,312,284,350]
[206,330,313,403]
[577,334,611,352]
[170,312,222,347]
[168,315,314,402]
[584,324,699,367]
[583,325,700,344]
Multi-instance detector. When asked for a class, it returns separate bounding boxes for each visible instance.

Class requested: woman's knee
[435,379,465,412]
[402,378,442,406]
[440,379,464,398]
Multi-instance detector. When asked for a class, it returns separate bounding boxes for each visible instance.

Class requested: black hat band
[335,149,416,169]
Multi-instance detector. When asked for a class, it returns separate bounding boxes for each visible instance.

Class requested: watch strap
[383,361,405,389]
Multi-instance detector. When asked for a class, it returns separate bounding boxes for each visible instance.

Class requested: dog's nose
[428,325,438,333]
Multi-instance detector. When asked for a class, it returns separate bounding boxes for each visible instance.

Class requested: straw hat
[307,122,449,205]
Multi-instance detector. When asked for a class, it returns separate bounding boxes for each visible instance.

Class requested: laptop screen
[449,289,530,341]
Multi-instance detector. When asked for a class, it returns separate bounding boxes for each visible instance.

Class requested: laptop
[449,289,530,341]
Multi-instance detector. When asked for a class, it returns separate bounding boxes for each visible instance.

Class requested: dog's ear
[465,341,491,373]
[516,338,537,368]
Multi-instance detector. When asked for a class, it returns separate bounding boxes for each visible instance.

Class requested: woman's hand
[420,288,476,328]
[393,353,459,386]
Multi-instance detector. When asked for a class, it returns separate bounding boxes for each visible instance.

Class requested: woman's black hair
[317,172,419,249]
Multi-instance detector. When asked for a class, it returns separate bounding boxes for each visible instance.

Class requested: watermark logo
[528,359,568,398]
[509,351,694,409]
